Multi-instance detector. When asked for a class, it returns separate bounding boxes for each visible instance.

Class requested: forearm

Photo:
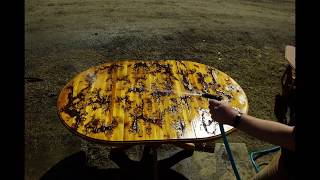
[237,114,295,151]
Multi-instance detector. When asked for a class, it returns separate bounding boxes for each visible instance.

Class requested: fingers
[208,99,220,106]
[209,99,221,113]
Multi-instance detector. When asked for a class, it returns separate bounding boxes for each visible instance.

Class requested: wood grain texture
[57,60,248,144]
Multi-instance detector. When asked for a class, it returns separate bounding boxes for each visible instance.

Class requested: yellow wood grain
[57,60,248,143]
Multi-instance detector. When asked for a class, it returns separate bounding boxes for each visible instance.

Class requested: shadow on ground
[41,151,188,180]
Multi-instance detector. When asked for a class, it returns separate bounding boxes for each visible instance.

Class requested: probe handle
[201,93,223,101]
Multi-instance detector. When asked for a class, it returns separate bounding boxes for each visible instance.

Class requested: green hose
[219,124,241,180]
[249,146,281,173]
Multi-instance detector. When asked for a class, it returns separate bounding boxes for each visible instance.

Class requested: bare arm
[209,99,295,151]
[236,114,295,151]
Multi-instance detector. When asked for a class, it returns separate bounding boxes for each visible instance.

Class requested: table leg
[152,146,159,180]
[109,144,193,180]
[158,148,194,169]
[110,145,139,169]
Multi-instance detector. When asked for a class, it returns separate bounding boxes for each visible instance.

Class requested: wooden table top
[57,60,248,144]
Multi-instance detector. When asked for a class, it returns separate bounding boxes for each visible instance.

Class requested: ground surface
[25,0,295,179]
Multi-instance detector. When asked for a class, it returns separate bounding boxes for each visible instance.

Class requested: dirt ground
[25,0,295,179]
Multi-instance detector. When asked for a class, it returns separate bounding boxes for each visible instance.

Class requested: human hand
[208,99,239,126]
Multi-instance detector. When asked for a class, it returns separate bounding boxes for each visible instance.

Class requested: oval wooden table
[57,60,248,179]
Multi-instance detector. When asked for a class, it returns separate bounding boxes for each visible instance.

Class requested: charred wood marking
[199,109,216,135]
[172,119,186,137]
[59,61,244,139]
[133,62,150,71]
[84,118,118,135]
[128,87,145,93]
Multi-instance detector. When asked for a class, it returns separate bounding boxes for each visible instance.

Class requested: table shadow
[40,151,188,180]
